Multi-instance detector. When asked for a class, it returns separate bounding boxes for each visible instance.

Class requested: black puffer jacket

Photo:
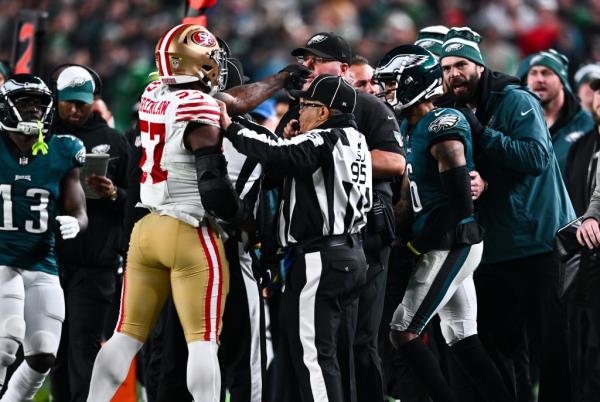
[54,113,131,270]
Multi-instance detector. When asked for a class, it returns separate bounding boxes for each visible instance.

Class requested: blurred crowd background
[1,0,600,130]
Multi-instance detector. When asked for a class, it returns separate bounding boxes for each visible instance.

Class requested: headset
[48,63,103,98]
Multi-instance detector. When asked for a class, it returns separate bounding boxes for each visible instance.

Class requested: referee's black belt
[292,233,362,255]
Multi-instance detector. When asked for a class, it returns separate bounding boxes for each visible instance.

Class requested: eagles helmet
[0,74,54,136]
[373,44,443,112]
[155,24,227,94]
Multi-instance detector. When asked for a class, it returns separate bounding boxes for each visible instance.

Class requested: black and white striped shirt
[223,118,269,214]
[225,114,372,247]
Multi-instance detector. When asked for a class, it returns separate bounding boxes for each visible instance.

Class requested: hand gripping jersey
[0,134,85,275]
[404,108,474,237]
[138,81,221,227]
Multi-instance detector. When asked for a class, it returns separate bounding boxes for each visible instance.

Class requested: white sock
[186,340,220,402]
[0,361,47,402]
[86,333,143,402]
[0,366,6,392]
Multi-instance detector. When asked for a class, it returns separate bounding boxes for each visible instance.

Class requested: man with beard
[440,27,575,402]
[519,49,594,177]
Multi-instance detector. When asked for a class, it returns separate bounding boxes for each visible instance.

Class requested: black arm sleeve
[194,146,255,229]
[440,165,473,219]
[411,166,481,253]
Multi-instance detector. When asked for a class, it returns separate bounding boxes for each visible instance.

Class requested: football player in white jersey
[86,24,262,402]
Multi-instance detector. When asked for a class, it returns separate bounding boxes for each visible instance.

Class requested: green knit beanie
[414,25,449,58]
[525,49,572,93]
[440,27,485,66]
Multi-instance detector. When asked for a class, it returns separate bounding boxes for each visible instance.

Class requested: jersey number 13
[0,184,50,233]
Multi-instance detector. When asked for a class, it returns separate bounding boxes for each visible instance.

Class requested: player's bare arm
[430,139,466,172]
[215,72,287,116]
[184,122,222,151]
[371,149,405,178]
[394,174,413,235]
[60,166,88,232]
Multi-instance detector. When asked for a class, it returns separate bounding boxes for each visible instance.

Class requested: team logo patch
[308,34,328,45]
[91,144,110,154]
[444,43,464,52]
[66,77,88,87]
[565,131,584,143]
[191,30,216,47]
[428,114,459,133]
[76,148,86,163]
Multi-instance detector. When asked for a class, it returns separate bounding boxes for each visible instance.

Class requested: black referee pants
[219,239,266,402]
[355,231,389,402]
[277,236,367,402]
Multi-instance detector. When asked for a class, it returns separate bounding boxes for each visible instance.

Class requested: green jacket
[474,78,575,263]
[551,106,594,179]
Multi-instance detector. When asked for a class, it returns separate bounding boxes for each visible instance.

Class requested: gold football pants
[116,213,229,343]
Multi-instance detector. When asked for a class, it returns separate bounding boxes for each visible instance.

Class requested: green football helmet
[373,44,443,112]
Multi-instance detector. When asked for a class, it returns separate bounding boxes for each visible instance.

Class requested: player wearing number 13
[374,45,513,402]
[0,74,87,401]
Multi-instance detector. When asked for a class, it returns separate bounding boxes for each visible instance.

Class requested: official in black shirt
[50,66,130,402]
[219,74,372,402]
[276,33,405,402]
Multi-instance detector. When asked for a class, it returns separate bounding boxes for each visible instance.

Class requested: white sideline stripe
[238,244,263,402]
[299,252,329,402]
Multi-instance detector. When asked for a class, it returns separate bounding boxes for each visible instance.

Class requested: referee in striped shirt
[218,74,372,402]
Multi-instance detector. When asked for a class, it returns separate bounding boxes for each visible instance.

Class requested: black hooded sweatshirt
[54,112,131,270]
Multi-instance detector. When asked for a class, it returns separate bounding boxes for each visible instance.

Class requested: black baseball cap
[291,33,352,64]
[590,78,600,91]
[291,74,356,113]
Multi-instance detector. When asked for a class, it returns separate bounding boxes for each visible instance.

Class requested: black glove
[279,64,312,91]
[457,107,485,137]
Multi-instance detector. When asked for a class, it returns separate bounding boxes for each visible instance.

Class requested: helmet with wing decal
[373,44,443,112]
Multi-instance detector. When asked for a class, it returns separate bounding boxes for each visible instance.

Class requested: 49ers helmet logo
[191,30,216,47]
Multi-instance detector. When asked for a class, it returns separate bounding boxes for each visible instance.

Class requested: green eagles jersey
[405,108,474,236]
[0,134,85,275]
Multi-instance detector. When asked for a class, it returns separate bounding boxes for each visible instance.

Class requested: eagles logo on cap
[191,30,216,47]
[68,77,88,87]
[308,34,328,45]
[417,40,435,49]
[444,43,464,52]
